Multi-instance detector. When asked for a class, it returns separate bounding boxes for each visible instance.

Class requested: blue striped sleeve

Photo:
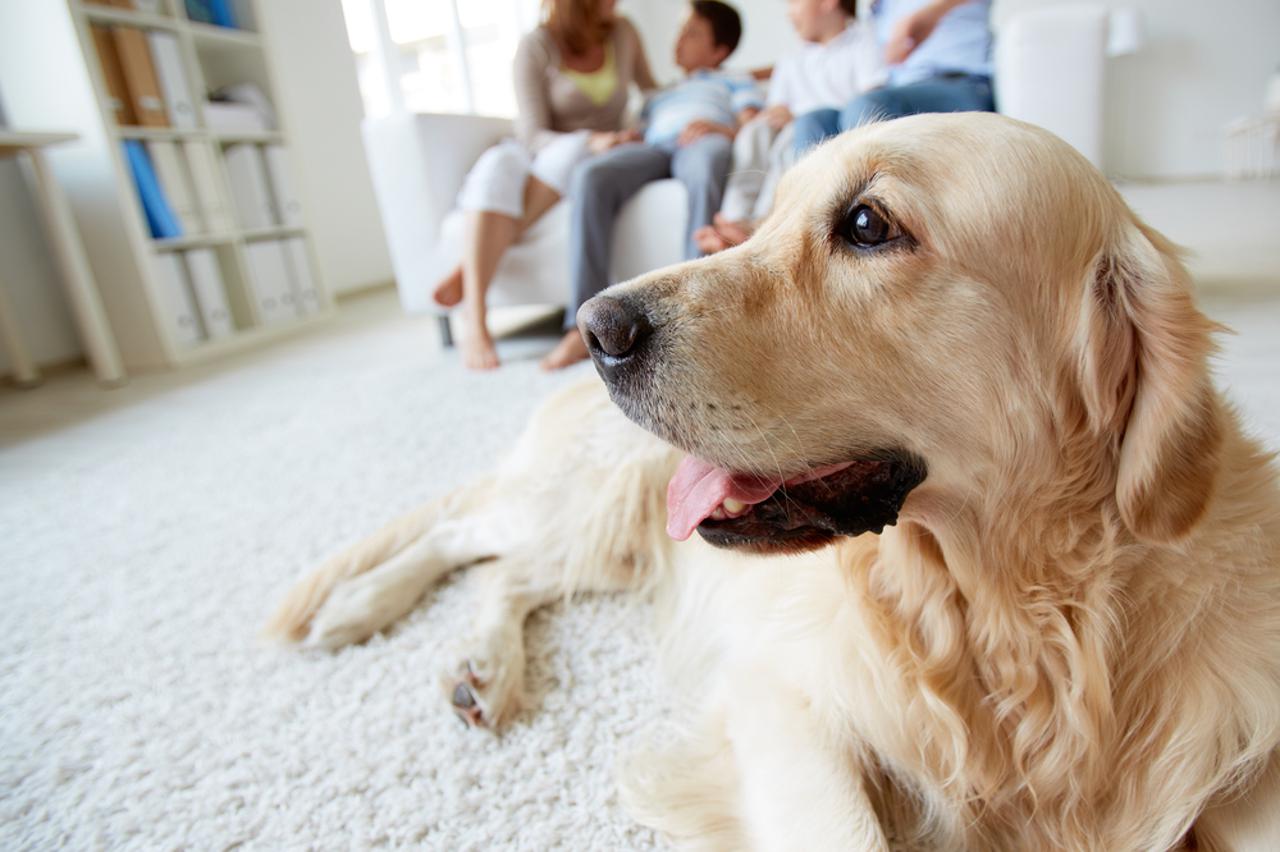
[726,76,763,113]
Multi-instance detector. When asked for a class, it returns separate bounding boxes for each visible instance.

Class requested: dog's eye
[840,205,896,248]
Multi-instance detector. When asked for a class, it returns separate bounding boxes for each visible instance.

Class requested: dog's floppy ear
[1076,219,1223,543]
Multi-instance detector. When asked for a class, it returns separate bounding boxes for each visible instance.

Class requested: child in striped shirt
[544,0,761,371]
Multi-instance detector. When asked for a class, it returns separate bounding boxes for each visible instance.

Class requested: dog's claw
[451,681,487,728]
[444,648,519,731]
[452,682,476,709]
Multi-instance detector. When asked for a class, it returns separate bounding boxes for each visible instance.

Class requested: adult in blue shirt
[792,0,994,152]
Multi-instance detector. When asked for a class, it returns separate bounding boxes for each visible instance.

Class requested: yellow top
[560,43,618,107]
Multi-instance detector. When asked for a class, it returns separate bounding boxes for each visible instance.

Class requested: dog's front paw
[306,572,417,649]
[442,640,524,730]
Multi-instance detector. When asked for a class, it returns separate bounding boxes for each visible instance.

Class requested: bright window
[341,0,539,118]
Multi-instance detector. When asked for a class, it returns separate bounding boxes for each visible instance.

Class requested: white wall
[998,0,1280,179]
[628,0,1280,179]
[259,0,394,295]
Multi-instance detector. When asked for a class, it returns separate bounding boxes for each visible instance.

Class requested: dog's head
[580,113,1222,554]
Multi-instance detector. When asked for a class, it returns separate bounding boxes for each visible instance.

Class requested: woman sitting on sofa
[433,0,657,370]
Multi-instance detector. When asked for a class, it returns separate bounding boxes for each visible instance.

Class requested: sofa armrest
[361,112,513,313]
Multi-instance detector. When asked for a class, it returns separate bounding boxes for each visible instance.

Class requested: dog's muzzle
[577,295,654,385]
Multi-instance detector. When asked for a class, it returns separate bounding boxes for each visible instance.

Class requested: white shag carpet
[0,303,665,850]
[2,285,1278,851]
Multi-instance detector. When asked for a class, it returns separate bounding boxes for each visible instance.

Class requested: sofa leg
[437,314,454,348]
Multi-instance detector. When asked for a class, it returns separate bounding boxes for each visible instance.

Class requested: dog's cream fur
[266,114,1280,851]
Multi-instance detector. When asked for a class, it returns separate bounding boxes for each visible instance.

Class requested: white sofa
[363,5,1131,341]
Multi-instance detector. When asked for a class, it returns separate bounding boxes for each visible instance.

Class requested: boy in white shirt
[696,0,885,252]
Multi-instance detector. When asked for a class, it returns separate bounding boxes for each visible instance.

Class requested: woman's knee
[470,142,528,186]
[458,144,529,216]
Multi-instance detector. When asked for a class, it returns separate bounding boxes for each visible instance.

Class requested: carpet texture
[0,307,665,850]
[2,291,1277,850]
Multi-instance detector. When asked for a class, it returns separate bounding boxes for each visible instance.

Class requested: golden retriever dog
[266,113,1280,851]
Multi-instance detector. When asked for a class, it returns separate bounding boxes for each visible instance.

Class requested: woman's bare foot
[694,223,730,255]
[694,215,753,256]
[540,329,590,371]
[432,265,464,308]
[711,213,752,248]
[462,326,500,370]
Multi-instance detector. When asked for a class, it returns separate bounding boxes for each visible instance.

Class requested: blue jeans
[793,75,995,154]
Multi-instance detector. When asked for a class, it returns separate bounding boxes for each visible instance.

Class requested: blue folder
[209,0,239,28]
[123,141,183,240]
[184,0,214,25]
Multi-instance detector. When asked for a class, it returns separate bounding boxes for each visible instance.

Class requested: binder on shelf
[202,102,268,133]
[107,0,167,11]
[282,238,321,316]
[209,0,239,28]
[122,140,182,239]
[152,253,205,346]
[263,146,303,227]
[213,84,277,130]
[146,31,197,130]
[184,0,215,24]
[183,141,236,233]
[184,249,236,338]
[223,143,276,229]
[146,141,203,234]
[90,25,136,126]
[244,241,298,326]
[111,27,168,127]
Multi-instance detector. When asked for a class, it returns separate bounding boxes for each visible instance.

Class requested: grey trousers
[566,135,732,327]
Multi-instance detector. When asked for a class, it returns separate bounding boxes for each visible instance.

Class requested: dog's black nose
[577,296,653,362]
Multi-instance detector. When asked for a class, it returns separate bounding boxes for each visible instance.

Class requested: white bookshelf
[0,0,331,372]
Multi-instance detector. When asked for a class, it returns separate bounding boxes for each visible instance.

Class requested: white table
[0,130,125,387]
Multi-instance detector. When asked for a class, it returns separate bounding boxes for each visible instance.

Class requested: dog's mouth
[666,453,926,553]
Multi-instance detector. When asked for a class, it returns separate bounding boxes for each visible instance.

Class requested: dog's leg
[621,674,886,852]
[725,667,888,852]
[264,377,651,647]
[303,505,518,649]
[263,477,504,647]
[440,557,560,729]
[1193,750,1280,852]
[443,550,643,730]
[620,707,748,851]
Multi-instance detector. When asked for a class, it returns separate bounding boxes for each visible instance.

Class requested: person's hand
[884,0,949,64]
[761,104,792,131]
[587,130,639,154]
[587,131,616,154]
[677,120,735,146]
[738,106,761,126]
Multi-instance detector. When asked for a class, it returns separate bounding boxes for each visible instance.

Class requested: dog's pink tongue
[666,456,780,541]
